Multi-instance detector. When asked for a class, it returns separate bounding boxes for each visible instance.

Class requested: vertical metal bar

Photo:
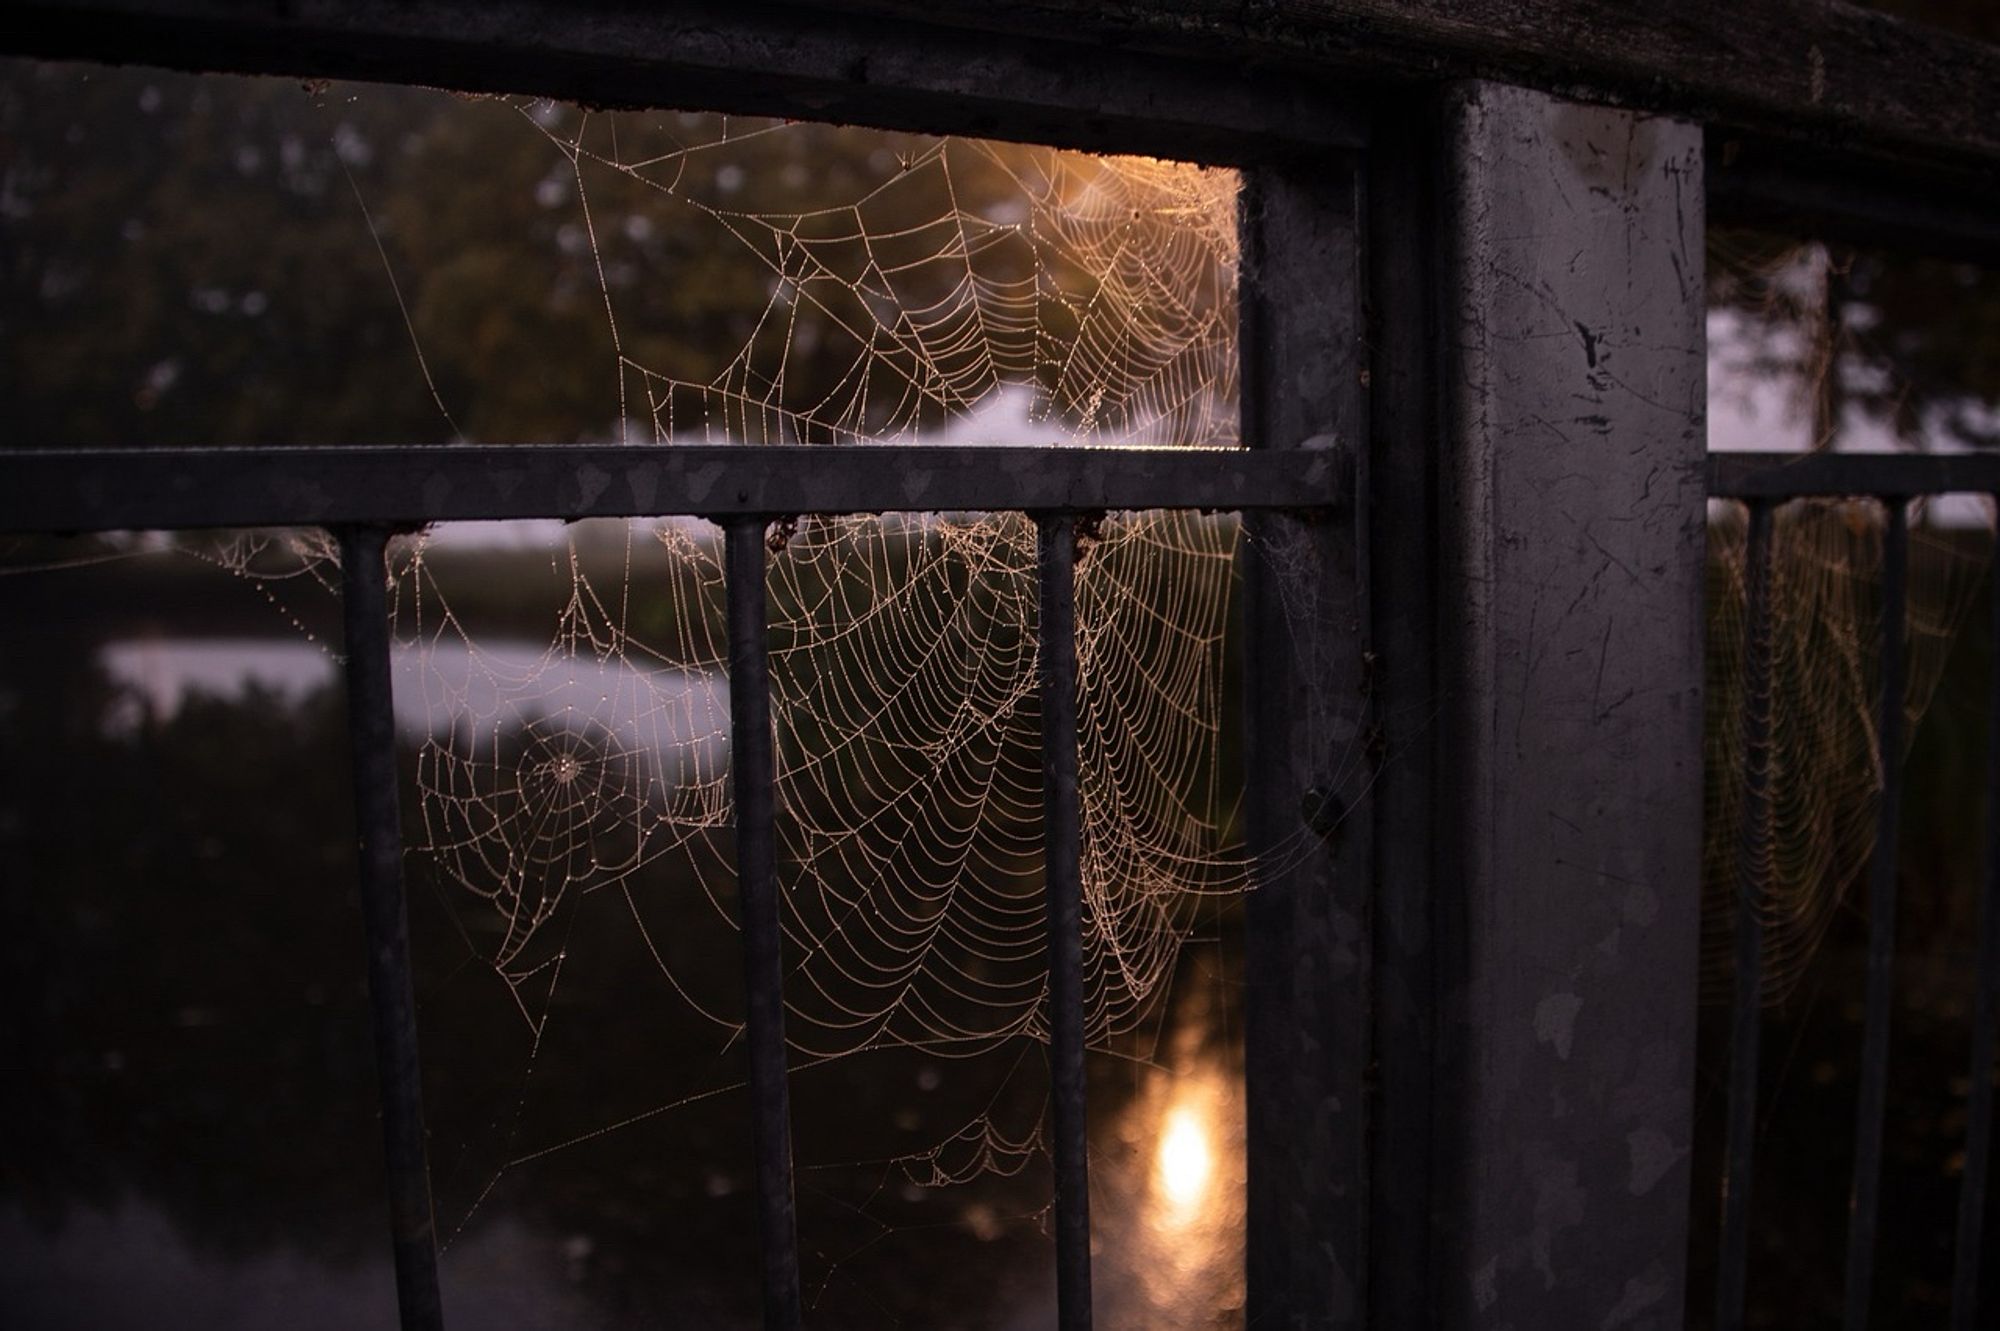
[1952,506,2000,1331]
[724,517,804,1331]
[1717,497,1774,1331]
[1239,154,1371,1331]
[1844,497,1909,1331]
[337,525,445,1331]
[1037,512,1093,1331]
[1364,97,1442,1330]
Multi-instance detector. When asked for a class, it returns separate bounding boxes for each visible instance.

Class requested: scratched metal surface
[1434,83,1707,1331]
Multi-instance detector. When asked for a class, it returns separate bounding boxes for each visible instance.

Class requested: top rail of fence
[0,442,1342,534]
[1709,451,2000,500]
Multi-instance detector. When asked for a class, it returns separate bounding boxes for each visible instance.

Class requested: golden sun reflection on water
[1157,1105,1215,1213]
[1096,971,1245,1328]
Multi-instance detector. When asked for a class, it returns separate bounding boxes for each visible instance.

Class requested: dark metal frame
[0,432,1354,1331]
[0,29,1371,1328]
[15,0,2000,171]
[1708,453,1998,1331]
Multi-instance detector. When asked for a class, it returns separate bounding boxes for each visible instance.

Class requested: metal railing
[1,439,1339,1331]
[1707,451,2000,1331]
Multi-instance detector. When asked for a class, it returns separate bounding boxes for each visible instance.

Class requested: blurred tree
[1,59,1169,450]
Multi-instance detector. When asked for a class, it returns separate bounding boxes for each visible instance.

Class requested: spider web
[383,106,1247,1020]
[1704,496,1990,1002]
[0,69,1304,1315]
[1704,235,1997,1003]
[294,102,1266,1269]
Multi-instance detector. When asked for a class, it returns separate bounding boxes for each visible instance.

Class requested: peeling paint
[1535,991,1584,1060]
[1626,1126,1680,1195]
[1531,1158,1587,1289]
[1440,81,1702,1328]
[1601,1263,1670,1328]
[1473,1256,1500,1311]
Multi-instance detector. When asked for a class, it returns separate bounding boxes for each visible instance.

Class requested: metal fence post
[1952,519,2000,1331]
[1239,151,1372,1330]
[1435,83,1707,1330]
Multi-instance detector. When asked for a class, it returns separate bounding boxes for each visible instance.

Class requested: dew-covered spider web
[0,60,1325,1323]
[1703,497,1991,1002]
[1704,234,1998,1005]
[393,503,1252,1057]
[186,91,1271,1318]
[369,104,1267,1322]
[359,111,1256,1035]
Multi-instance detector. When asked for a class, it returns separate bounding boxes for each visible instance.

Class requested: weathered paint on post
[1239,154,1371,1329]
[1435,83,1706,1330]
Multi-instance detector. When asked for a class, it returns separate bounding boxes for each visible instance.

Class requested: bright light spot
[1157,1105,1212,1208]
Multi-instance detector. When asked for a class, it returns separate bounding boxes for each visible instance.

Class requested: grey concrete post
[1435,82,1707,1331]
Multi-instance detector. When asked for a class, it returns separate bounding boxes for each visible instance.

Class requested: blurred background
[0,60,1249,1329]
[3,46,2000,1330]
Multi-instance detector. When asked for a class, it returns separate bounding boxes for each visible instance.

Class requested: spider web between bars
[375,105,1256,1040]
[392,504,1254,1058]
[200,100,1307,1268]
[1704,236,1997,1005]
[1703,499,1989,1003]
[0,61,1357,1324]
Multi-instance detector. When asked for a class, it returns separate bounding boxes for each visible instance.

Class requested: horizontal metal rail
[1709,451,2000,499]
[0,443,1340,533]
[13,0,2000,173]
[1707,142,2000,264]
[7,0,1367,164]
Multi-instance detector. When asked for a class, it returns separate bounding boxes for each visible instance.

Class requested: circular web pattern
[360,109,1252,1059]
[555,122,1244,451]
